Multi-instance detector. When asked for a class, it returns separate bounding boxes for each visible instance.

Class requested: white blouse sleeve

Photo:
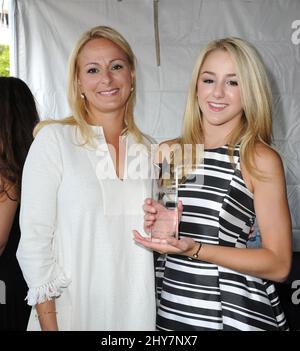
[17,125,70,306]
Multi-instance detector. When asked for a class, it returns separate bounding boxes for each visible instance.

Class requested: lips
[98,88,119,96]
[207,101,228,112]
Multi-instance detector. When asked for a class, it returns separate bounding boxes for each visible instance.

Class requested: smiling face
[197,49,244,133]
[77,38,133,120]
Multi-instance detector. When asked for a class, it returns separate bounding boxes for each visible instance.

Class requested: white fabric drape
[9,0,300,250]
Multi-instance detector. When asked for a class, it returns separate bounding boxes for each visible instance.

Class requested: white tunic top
[17,124,156,331]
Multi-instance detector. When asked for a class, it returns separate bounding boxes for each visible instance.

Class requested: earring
[80,92,86,99]
[130,87,134,92]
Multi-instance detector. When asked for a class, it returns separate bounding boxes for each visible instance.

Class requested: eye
[87,67,99,74]
[111,64,123,71]
[227,80,238,86]
[203,79,214,84]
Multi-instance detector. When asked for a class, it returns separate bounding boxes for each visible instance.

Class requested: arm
[0,185,18,255]
[35,300,58,331]
[135,144,292,282]
[198,144,292,282]
[17,125,69,331]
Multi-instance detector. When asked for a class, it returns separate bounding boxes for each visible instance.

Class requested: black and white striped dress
[155,145,288,331]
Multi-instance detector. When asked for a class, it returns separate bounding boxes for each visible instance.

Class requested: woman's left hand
[132,230,195,255]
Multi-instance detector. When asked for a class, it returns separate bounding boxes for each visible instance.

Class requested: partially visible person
[134,37,292,331]
[17,26,156,331]
[0,77,39,330]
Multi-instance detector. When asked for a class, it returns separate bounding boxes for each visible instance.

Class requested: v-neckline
[90,125,128,182]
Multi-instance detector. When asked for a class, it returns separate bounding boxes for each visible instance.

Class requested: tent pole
[153,0,160,66]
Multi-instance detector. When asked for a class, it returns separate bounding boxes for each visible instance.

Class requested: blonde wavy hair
[179,37,272,178]
[34,25,144,145]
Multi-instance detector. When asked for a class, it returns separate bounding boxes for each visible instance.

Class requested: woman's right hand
[143,198,159,233]
[143,198,183,236]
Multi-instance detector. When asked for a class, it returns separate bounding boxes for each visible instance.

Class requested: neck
[203,117,242,149]
[86,109,126,142]
[203,130,227,149]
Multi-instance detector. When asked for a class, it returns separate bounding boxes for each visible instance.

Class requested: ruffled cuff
[26,271,71,306]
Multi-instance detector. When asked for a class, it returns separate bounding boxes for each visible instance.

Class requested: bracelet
[192,242,202,259]
[36,311,57,319]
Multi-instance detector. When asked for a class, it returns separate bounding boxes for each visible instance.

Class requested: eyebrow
[84,58,127,67]
[201,71,237,77]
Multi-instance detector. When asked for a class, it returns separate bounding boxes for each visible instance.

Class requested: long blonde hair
[180,37,272,178]
[34,26,143,144]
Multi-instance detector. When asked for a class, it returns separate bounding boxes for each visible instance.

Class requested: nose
[212,81,225,99]
[100,69,113,85]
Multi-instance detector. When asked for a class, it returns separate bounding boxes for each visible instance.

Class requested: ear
[77,79,81,86]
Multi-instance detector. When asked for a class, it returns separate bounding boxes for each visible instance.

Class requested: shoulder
[253,142,284,176]
[27,123,78,163]
[242,142,285,192]
[35,121,74,135]
[34,122,76,144]
[23,123,71,173]
[241,142,284,192]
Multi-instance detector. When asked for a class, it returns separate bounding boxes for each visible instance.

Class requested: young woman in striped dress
[133,37,292,331]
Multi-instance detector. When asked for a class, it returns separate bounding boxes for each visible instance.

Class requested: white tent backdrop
[9,0,300,250]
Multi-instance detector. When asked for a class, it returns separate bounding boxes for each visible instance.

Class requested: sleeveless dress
[0,206,30,330]
[155,145,289,331]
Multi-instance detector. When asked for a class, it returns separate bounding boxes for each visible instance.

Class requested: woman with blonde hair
[17,25,156,331]
[134,37,292,330]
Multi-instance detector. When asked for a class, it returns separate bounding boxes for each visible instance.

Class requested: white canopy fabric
[9,0,300,250]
